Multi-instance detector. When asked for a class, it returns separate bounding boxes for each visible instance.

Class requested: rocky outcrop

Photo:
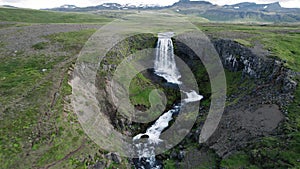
[214,39,297,93]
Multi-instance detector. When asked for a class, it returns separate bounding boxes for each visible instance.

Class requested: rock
[213,39,278,79]
[170,151,178,159]
[89,161,106,169]
[105,153,112,160]
[178,151,185,161]
[283,77,297,93]
[111,153,122,164]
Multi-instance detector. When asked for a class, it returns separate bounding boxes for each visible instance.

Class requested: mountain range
[45,0,300,22]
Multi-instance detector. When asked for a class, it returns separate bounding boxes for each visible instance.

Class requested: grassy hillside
[0,7,112,23]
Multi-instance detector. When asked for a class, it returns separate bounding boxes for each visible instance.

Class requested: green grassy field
[196,23,300,70]
[0,7,112,23]
[0,28,98,168]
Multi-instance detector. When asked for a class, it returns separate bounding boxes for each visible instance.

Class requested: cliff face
[206,39,297,157]
[96,34,158,134]
[214,39,297,93]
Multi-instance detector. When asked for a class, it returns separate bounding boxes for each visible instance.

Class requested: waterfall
[133,32,203,169]
[154,32,182,84]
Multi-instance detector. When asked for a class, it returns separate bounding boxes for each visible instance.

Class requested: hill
[171,1,300,22]
[0,7,111,23]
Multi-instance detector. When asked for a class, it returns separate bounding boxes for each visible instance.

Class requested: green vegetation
[261,32,300,70]
[234,38,253,47]
[0,7,112,23]
[129,73,158,108]
[225,70,256,106]
[0,28,102,168]
[0,53,62,105]
[32,41,49,50]
[221,152,258,169]
[197,23,300,70]
[0,23,16,29]
[46,29,97,51]
[164,159,176,168]
[0,29,96,105]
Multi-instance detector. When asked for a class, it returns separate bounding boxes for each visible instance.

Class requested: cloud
[1,0,22,2]
[88,0,176,6]
[195,0,300,8]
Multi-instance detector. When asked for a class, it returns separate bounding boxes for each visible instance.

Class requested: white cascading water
[154,32,182,84]
[183,91,204,103]
[133,32,203,169]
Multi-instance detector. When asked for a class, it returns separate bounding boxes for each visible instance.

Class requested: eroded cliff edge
[206,39,297,157]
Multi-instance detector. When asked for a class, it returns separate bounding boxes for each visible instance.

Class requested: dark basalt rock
[213,39,297,93]
[141,134,149,139]
[214,39,271,78]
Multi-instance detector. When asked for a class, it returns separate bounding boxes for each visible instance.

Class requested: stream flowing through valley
[133,32,203,169]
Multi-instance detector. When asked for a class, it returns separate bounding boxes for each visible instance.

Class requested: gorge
[133,32,203,169]
[95,31,297,168]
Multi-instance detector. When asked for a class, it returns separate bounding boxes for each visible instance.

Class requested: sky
[0,0,299,9]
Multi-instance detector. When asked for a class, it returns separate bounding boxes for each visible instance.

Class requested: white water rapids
[133,32,203,169]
